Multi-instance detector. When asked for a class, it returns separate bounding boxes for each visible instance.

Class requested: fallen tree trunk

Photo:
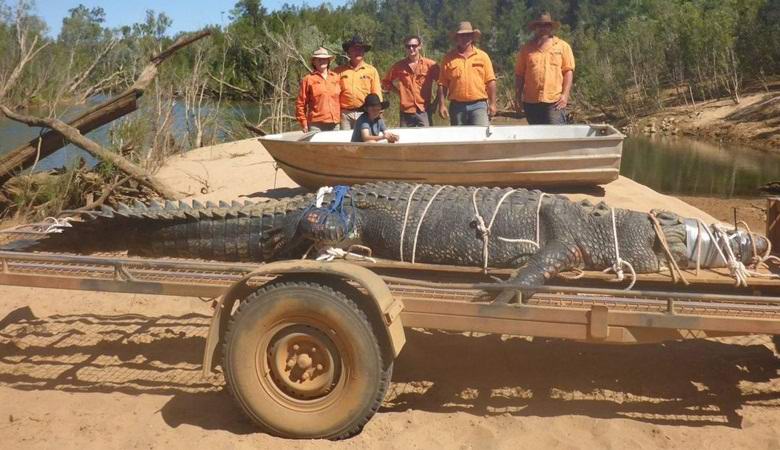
[0,91,140,180]
[0,105,179,199]
[0,30,211,186]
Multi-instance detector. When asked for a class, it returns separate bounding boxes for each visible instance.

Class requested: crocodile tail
[39,195,315,261]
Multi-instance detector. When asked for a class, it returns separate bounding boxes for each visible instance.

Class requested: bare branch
[0,104,178,199]
[68,38,119,95]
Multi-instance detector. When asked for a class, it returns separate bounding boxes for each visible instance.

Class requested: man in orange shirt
[514,13,575,125]
[437,22,497,126]
[335,35,383,130]
[382,35,439,127]
[295,47,341,132]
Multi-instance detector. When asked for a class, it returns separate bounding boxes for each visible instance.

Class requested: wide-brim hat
[342,35,372,52]
[528,12,561,30]
[311,47,336,61]
[362,93,390,110]
[449,21,482,40]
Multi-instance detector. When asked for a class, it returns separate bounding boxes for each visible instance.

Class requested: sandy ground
[2,140,779,449]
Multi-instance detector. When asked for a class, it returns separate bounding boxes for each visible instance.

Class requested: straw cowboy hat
[342,35,372,52]
[528,12,561,30]
[361,93,390,111]
[449,21,482,40]
[310,47,336,61]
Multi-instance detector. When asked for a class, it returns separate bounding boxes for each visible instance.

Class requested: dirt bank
[627,92,780,152]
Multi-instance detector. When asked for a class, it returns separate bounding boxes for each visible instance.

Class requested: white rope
[471,188,545,271]
[411,185,447,264]
[42,217,72,233]
[399,184,422,262]
[687,219,780,288]
[602,207,636,290]
[314,186,333,208]
[315,246,376,263]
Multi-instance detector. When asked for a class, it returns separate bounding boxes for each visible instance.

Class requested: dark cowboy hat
[361,93,389,110]
[342,35,372,52]
[528,12,561,30]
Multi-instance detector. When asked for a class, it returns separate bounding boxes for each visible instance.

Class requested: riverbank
[625,91,780,153]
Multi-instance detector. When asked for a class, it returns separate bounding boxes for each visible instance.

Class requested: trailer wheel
[223,281,391,439]
[773,335,780,355]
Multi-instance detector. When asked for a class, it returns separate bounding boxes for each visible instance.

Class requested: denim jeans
[448,100,489,126]
[523,102,567,125]
[400,111,431,127]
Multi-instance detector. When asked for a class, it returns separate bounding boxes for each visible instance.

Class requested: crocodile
[41,182,769,294]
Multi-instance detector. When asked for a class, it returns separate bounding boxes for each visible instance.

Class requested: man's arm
[554,70,573,110]
[486,80,497,118]
[514,74,524,113]
[381,65,399,94]
[371,67,383,100]
[361,127,387,143]
[437,84,449,119]
[295,78,309,132]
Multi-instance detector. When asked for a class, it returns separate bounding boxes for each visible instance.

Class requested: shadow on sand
[1,307,777,433]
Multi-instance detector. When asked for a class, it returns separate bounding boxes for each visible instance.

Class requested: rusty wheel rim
[260,322,344,406]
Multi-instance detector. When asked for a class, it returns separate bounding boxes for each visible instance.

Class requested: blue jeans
[448,100,489,126]
[400,111,431,127]
[523,102,567,125]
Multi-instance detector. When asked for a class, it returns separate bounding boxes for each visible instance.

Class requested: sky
[35,0,348,36]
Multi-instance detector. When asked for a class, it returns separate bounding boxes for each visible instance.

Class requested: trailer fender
[202,260,405,376]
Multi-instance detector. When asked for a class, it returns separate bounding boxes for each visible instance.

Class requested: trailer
[1,248,779,439]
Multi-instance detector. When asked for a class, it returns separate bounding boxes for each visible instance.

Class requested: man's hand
[488,102,497,118]
[302,125,309,133]
[438,104,449,120]
[386,132,399,143]
[554,94,569,110]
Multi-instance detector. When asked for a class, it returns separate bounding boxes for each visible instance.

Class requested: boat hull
[260,125,623,190]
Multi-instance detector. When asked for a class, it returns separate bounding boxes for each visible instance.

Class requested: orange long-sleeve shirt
[382,57,439,113]
[295,71,341,129]
[334,62,382,110]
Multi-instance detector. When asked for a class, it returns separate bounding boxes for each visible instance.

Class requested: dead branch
[131,30,212,92]
[0,9,49,100]
[244,123,267,136]
[0,30,211,183]
[0,105,178,199]
[70,175,132,213]
[67,38,118,95]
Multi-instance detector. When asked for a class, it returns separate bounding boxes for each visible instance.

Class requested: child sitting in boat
[351,94,400,143]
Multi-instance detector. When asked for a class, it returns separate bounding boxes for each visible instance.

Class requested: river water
[1,110,779,197]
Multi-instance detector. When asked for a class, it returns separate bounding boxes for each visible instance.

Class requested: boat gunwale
[258,124,626,148]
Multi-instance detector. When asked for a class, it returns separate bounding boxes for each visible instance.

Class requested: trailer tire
[223,281,391,439]
[773,335,780,355]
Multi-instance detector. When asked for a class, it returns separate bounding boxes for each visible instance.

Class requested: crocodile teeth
[206,201,217,208]
[165,200,177,210]
[219,200,230,208]
[178,200,191,209]
[133,200,147,209]
[232,200,243,207]
[149,201,163,210]
[192,200,204,209]
[116,202,131,211]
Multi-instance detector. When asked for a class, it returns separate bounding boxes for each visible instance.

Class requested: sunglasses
[405,44,419,49]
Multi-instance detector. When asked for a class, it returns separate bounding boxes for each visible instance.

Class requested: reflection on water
[621,135,780,198]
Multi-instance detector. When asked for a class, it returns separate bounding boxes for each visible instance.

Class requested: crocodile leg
[493,239,582,304]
